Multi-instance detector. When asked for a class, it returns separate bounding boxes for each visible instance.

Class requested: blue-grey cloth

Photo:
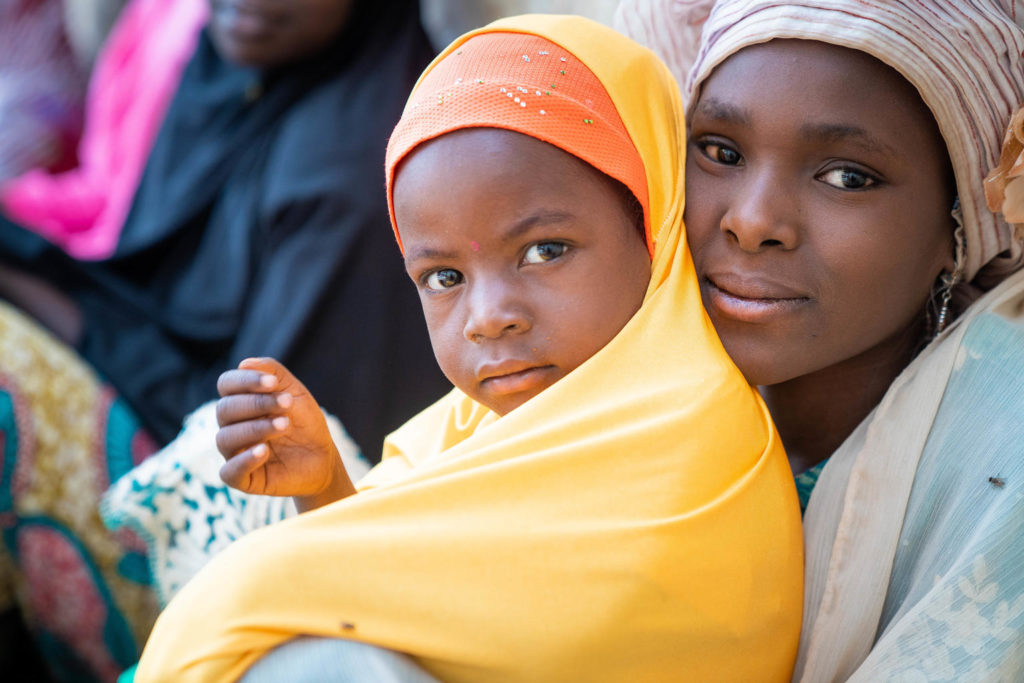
[241,638,441,683]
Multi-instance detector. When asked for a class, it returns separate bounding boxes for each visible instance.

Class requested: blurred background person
[0,0,446,680]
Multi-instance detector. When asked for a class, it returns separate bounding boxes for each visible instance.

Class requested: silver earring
[935,270,959,334]
[935,200,966,335]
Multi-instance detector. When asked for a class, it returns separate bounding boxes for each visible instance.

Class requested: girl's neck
[761,320,925,476]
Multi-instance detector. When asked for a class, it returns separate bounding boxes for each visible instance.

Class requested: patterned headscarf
[617,0,1024,285]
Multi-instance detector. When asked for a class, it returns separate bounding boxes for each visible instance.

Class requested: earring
[935,269,960,334]
[933,198,966,336]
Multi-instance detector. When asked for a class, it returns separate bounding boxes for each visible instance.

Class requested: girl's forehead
[695,40,935,133]
[394,128,644,253]
[396,129,622,214]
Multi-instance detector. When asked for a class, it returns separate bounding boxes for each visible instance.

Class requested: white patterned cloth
[101,401,369,606]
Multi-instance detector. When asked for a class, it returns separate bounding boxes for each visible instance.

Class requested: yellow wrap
[136,15,802,682]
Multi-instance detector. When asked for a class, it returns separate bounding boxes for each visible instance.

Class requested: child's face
[394,128,651,415]
[684,39,955,388]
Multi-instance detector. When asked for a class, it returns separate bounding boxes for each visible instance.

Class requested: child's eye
[697,140,742,166]
[523,242,568,264]
[817,167,878,190]
[424,268,463,290]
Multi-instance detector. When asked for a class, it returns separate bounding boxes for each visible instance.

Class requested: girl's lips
[705,277,809,324]
[213,3,280,40]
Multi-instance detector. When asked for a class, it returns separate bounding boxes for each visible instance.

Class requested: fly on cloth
[135,15,803,683]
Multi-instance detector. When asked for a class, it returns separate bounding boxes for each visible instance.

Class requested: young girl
[134,15,803,682]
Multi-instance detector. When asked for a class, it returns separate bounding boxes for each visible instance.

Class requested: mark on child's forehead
[471,240,480,252]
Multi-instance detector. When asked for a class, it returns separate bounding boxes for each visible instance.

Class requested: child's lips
[478,361,557,396]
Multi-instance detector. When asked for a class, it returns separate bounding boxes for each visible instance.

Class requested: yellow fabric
[135,15,803,683]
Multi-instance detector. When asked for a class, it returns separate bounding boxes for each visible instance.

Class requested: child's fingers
[219,444,270,491]
[217,368,279,397]
[237,357,308,396]
[215,417,290,458]
[216,392,293,427]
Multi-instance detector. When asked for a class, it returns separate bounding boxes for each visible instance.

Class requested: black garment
[0,1,449,459]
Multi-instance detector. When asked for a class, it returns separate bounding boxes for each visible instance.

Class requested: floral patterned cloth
[101,401,367,607]
[0,301,158,682]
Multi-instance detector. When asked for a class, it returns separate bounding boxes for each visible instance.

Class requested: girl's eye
[523,242,568,264]
[424,268,463,291]
[699,141,742,166]
[818,167,878,190]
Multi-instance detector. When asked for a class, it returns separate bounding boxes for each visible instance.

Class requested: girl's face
[394,128,651,416]
[684,39,955,387]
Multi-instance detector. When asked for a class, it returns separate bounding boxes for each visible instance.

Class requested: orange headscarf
[385,32,652,254]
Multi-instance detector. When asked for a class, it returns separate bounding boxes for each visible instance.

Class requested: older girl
[620,0,1024,678]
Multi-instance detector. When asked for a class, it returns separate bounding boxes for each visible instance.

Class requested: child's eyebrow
[501,210,576,243]
[404,246,459,263]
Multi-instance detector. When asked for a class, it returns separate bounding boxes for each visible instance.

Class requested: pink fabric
[0,0,208,260]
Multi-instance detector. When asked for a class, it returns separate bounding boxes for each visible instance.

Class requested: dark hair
[610,175,646,243]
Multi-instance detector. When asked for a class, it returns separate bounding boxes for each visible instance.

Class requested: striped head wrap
[617,0,1024,285]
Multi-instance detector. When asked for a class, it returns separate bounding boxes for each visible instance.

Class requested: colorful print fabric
[0,301,158,682]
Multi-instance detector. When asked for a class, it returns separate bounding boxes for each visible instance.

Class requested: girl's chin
[717,342,806,389]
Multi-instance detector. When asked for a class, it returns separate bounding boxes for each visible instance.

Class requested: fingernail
[253,443,268,458]
[276,393,293,408]
[260,374,277,388]
[272,416,289,431]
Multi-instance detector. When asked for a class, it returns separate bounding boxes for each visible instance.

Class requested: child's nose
[720,170,800,252]
[462,279,531,342]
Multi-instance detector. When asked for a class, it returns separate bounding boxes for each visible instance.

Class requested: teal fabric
[794,459,827,516]
[117,663,137,683]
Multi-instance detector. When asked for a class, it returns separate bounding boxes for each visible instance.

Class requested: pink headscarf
[617,0,1024,286]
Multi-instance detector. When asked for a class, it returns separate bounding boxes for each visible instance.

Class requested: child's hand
[216,357,356,511]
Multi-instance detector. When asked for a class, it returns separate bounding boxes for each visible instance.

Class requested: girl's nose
[720,172,799,252]
[462,279,531,343]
